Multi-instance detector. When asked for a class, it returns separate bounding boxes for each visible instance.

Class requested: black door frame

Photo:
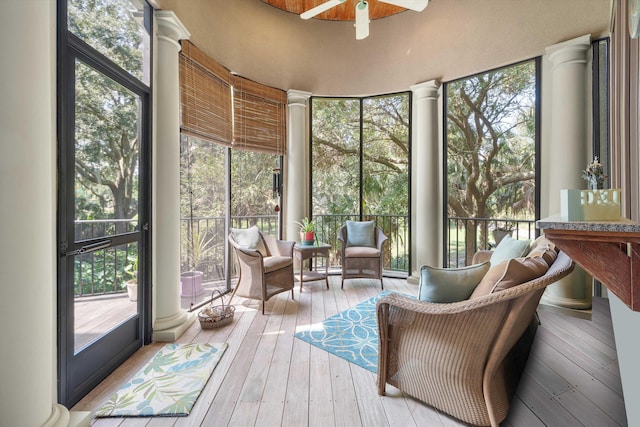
[56,0,153,407]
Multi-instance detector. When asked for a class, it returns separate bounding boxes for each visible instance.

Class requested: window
[445,60,539,266]
[178,41,285,309]
[311,94,410,273]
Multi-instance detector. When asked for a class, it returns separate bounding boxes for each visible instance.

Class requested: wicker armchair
[376,251,575,427]
[228,230,295,314]
[337,224,388,289]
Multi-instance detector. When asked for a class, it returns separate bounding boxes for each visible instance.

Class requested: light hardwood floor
[73,276,627,426]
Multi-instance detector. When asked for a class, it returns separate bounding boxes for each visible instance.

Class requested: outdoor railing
[74,214,533,297]
[447,217,537,267]
[312,214,409,273]
[74,215,279,298]
[180,215,278,284]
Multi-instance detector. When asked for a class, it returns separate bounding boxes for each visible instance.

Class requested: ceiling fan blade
[379,0,428,12]
[355,1,370,40]
[301,0,346,20]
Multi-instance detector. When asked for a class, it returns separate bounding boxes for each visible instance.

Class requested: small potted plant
[295,217,315,246]
[122,255,138,302]
[181,227,215,297]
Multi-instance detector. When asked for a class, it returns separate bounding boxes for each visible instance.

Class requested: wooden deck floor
[72,276,627,426]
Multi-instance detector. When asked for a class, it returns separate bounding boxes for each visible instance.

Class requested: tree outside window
[446,60,538,266]
[311,94,410,271]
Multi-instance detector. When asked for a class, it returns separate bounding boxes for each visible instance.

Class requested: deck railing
[74,214,533,296]
[311,214,409,273]
[73,215,279,298]
[447,217,537,267]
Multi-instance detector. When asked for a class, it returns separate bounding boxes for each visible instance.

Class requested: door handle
[63,239,112,257]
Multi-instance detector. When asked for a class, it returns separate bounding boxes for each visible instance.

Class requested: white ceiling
[156,0,612,96]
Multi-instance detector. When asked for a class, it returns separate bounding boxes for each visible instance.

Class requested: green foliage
[446,61,537,221]
[69,0,146,223]
[124,254,138,281]
[294,217,315,232]
[74,244,137,295]
[310,95,410,272]
[311,94,410,216]
[185,226,218,271]
[180,136,227,219]
[179,136,279,276]
[68,0,145,80]
[446,61,537,264]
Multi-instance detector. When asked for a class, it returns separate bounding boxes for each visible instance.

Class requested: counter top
[537,215,640,233]
[536,215,640,311]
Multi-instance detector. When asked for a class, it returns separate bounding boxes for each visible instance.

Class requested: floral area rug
[294,291,397,373]
[96,342,227,417]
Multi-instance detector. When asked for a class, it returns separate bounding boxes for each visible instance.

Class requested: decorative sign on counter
[560,189,622,221]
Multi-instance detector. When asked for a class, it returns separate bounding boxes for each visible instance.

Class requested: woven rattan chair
[337,223,388,289]
[376,251,575,427]
[228,230,295,314]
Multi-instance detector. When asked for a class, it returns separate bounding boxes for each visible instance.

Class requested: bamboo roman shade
[232,75,287,155]
[179,41,233,146]
[179,40,287,156]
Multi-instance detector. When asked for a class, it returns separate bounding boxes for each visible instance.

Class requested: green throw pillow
[490,235,530,265]
[231,225,267,256]
[418,262,490,303]
[346,220,376,248]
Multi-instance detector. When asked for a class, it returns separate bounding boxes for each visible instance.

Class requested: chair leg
[341,277,345,289]
[291,289,294,300]
[262,300,265,315]
[380,278,384,290]
[229,285,239,301]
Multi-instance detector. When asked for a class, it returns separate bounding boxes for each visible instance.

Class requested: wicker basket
[198,290,235,329]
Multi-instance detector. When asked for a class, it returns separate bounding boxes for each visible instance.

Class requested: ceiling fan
[301,0,429,40]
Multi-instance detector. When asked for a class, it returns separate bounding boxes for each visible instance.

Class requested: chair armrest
[472,250,493,264]
[263,233,295,257]
[375,228,388,251]
[376,291,512,395]
[337,226,347,253]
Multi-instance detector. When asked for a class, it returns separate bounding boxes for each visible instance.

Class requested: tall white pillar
[152,11,194,341]
[541,35,592,309]
[408,81,442,284]
[285,90,312,241]
[0,2,88,426]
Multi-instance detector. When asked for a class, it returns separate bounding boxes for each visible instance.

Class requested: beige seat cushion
[263,256,292,273]
[470,256,549,299]
[345,246,380,258]
[529,235,556,252]
[527,247,558,266]
[526,235,558,266]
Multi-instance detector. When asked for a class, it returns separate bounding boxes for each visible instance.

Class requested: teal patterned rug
[294,291,394,373]
[96,342,227,417]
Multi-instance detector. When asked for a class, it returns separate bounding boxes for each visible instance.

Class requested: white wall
[157,0,610,97]
[609,295,640,425]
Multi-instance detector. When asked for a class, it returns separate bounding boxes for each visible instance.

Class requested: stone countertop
[537,215,640,233]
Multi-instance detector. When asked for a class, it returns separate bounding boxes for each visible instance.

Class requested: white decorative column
[285,90,312,241]
[541,35,592,309]
[152,11,194,341]
[0,2,89,426]
[408,81,442,284]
